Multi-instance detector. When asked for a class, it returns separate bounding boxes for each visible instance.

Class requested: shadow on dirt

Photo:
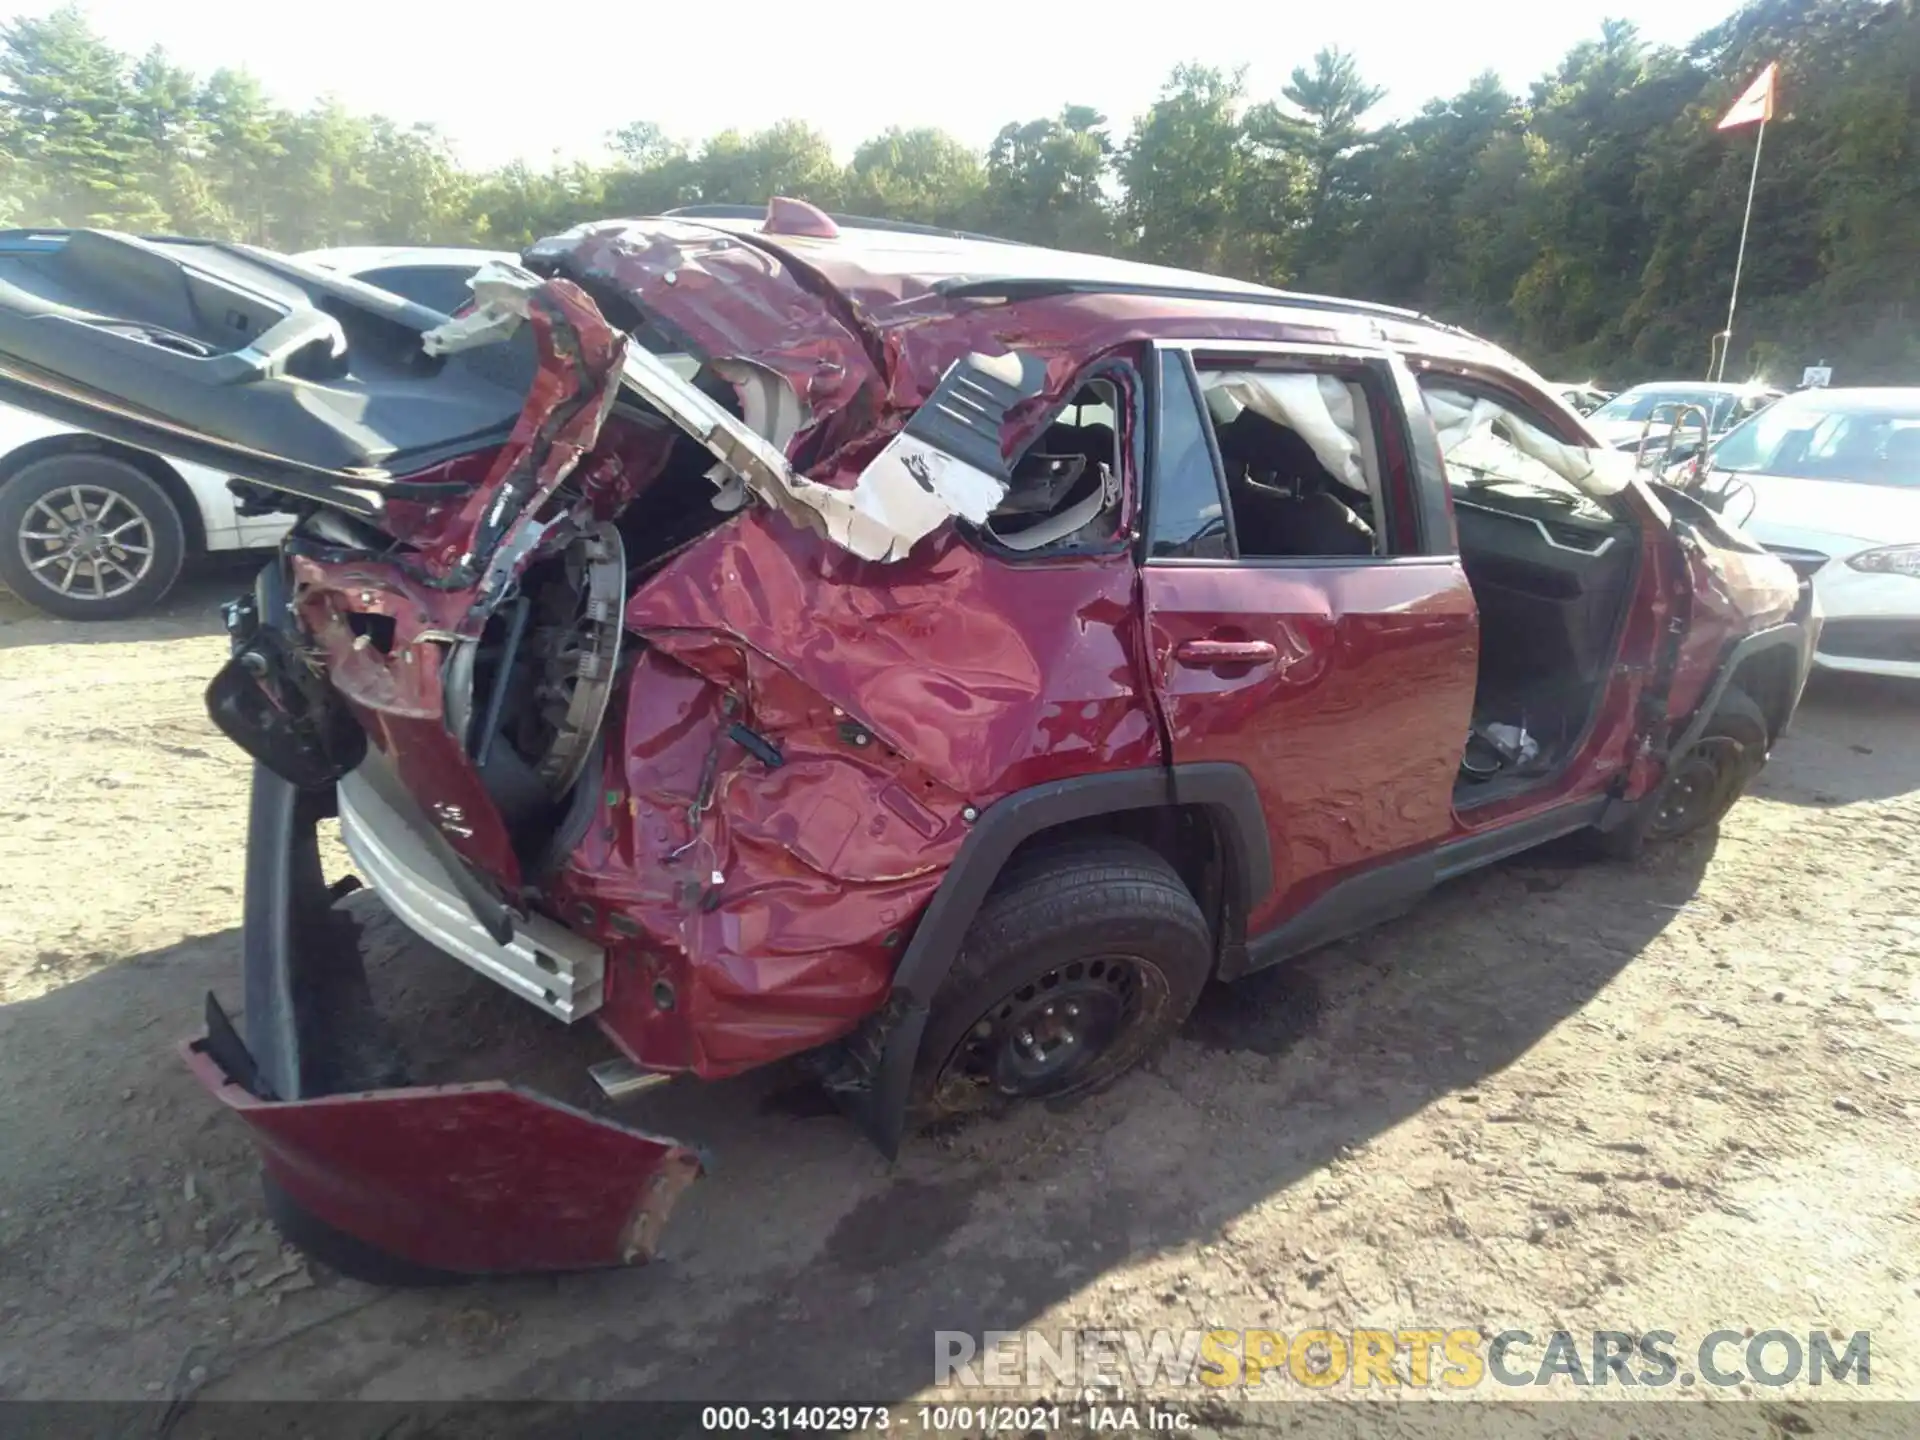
[0,817,1721,1407]
[0,560,258,652]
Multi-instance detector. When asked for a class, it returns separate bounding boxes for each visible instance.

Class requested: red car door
[1138,342,1479,945]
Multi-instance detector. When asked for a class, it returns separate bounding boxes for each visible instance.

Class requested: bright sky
[20,0,1738,168]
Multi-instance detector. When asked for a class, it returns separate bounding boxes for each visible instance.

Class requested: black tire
[0,451,187,620]
[1597,685,1771,857]
[911,836,1213,1122]
[261,1173,469,1288]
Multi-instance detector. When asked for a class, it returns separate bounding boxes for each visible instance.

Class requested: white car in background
[1695,386,1920,679]
[0,237,512,619]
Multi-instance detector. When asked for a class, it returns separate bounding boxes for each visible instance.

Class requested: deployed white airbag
[1204,372,1368,491]
[1424,385,1633,498]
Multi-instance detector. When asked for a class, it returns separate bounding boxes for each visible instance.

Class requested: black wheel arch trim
[831,761,1272,1157]
[891,761,1271,1007]
[1666,621,1810,765]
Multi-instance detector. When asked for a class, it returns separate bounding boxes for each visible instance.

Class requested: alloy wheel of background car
[913,836,1213,1122]
[0,453,186,620]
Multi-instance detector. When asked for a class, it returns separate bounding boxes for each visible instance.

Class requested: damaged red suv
[0,200,1814,1279]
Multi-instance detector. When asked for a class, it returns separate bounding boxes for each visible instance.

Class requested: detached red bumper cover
[184,1039,701,1273]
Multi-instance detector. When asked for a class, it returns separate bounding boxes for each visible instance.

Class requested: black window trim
[1145,339,1453,566]
[1141,346,1237,562]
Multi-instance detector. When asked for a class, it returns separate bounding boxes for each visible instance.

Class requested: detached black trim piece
[835,762,1272,1156]
[241,764,319,1102]
[903,351,1048,483]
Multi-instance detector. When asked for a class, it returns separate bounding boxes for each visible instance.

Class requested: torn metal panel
[284,276,635,888]
[615,343,1047,562]
[413,274,629,585]
[428,260,1043,562]
[527,218,885,463]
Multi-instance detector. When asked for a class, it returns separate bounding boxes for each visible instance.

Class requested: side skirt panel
[1237,796,1610,976]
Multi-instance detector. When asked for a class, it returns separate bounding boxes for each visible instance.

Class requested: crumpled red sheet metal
[284,278,635,887]
[546,506,1162,1078]
[534,220,886,477]
[1667,537,1801,724]
[352,277,631,569]
[275,245,1170,1081]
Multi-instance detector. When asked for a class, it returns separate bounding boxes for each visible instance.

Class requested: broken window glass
[981,377,1127,553]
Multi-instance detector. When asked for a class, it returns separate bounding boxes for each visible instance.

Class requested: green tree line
[1,0,1915,383]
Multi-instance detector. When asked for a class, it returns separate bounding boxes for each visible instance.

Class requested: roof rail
[661,204,1032,247]
[932,276,1431,326]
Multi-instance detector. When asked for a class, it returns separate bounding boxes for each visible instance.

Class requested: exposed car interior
[1199,369,1385,560]
[976,377,1126,553]
[1422,384,1639,798]
[1175,364,1640,801]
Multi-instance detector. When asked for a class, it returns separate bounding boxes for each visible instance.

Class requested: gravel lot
[2,566,1918,1427]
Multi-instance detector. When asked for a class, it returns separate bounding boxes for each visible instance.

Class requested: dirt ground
[2,564,1918,1427]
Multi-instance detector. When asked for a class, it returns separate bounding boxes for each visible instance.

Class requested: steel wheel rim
[934,955,1167,1110]
[18,484,157,601]
[1651,735,1744,838]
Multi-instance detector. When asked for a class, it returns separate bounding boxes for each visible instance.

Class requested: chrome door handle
[1174,638,1277,668]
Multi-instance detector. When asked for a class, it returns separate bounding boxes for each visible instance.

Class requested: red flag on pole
[1718,63,1777,130]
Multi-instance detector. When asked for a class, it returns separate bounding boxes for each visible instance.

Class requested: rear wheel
[911,837,1213,1122]
[0,452,186,619]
